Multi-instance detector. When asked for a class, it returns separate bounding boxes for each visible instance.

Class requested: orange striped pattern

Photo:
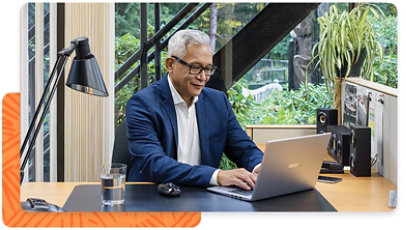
[2,93,201,227]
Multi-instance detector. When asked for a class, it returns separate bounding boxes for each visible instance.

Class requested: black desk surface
[63,184,336,212]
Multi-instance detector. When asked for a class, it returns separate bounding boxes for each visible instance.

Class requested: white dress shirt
[168,76,220,185]
[168,76,201,165]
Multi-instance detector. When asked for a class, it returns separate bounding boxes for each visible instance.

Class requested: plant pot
[336,48,367,78]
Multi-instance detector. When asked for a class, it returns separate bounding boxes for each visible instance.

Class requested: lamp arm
[58,42,76,56]
[20,55,69,184]
[58,37,86,56]
[20,38,82,158]
[20,54,62,158]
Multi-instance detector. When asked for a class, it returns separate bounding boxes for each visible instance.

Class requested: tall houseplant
[310,4,384,123]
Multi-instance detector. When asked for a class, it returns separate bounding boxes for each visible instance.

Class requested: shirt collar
[167,75,199,106]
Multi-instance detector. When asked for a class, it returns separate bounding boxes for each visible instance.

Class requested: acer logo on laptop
[288,162,300,169]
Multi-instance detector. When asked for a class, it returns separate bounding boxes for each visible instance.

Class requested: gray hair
[168,29,211,58]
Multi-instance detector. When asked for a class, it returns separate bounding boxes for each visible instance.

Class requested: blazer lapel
[160,77,178,150]
[195,91,210,166]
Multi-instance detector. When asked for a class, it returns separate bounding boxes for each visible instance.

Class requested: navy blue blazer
[126,77,263,187]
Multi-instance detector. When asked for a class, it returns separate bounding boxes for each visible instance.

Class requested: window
[114,2,397,129]
[24,3,54,182]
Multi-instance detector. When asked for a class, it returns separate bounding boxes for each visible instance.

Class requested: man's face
[166,43,212,104]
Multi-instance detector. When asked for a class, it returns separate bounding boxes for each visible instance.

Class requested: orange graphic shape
[2,93,201,227]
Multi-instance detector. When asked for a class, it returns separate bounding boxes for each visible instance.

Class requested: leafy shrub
[372,15,397,88]
[252,83,333,125]
[115,33,141,125]
[373,54,397,88]
[227,79,258,130]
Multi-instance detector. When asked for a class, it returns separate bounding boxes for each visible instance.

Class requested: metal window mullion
[34,3,44,182]
[49,2,58,182]
[154,3,161,82]
[108,3,116,167]
[56,3,65,182]
[20,4,29,184]
[140,3,148,90]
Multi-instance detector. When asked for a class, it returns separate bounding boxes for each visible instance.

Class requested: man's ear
[165,58,174,73]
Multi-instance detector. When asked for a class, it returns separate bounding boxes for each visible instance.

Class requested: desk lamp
[20,37,108,211]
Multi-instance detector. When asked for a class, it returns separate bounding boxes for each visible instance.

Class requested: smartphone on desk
[318,175,342,183]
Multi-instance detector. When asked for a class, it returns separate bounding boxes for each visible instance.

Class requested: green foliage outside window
[228,81,333,128]
[115,33,141,125]
[227,79,258,130]
[115,33,166,125]
[253,83,333,125]
[372,15,398,88]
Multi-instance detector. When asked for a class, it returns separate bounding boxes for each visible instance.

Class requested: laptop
[207,133,331,201]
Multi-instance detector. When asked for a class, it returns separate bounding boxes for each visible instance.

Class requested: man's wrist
[252,163,261,174]
[210,169,221,185]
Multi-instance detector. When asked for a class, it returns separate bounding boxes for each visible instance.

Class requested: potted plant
[309,3,384,122]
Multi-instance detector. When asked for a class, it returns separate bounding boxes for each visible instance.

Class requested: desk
[20,144,396,212]
[60,184,334,211]
[315,172,396,211]
[21,172,395,212]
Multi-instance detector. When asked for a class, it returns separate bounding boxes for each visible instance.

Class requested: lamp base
[20,198,65,212]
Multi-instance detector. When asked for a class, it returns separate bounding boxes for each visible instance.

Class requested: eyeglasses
[171,56,217,76]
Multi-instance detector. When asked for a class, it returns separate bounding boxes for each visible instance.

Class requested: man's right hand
[217,168,257,191]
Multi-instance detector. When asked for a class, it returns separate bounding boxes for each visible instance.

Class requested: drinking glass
[100,163,127,205]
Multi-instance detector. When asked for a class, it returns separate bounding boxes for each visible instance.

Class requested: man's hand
[217,168,257,191]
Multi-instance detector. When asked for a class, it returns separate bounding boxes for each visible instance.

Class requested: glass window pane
[26,3,51,182]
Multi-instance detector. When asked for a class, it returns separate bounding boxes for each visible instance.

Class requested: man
[126,29,263,191]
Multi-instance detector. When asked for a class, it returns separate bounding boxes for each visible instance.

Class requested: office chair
[112,118,132,176]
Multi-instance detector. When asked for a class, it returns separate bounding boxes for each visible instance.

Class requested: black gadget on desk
[21,198,65,212]
[318,175,342,183]
[157,182,181,197]
[319,162,343,183]
[320,161,344,174]
[316,108,345,174]
[316,108,338,134]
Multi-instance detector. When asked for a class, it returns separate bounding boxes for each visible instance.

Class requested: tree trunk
[209,3,218,52]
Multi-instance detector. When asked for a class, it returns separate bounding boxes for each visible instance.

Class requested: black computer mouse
[20,198,65,212]
[157,182,181,197]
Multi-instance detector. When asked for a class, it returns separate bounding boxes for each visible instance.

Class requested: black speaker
[317,108,338,133]
[349,125,371,177]
[327,125,351,166]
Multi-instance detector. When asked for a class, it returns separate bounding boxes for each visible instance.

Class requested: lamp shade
[66,37,109,96]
